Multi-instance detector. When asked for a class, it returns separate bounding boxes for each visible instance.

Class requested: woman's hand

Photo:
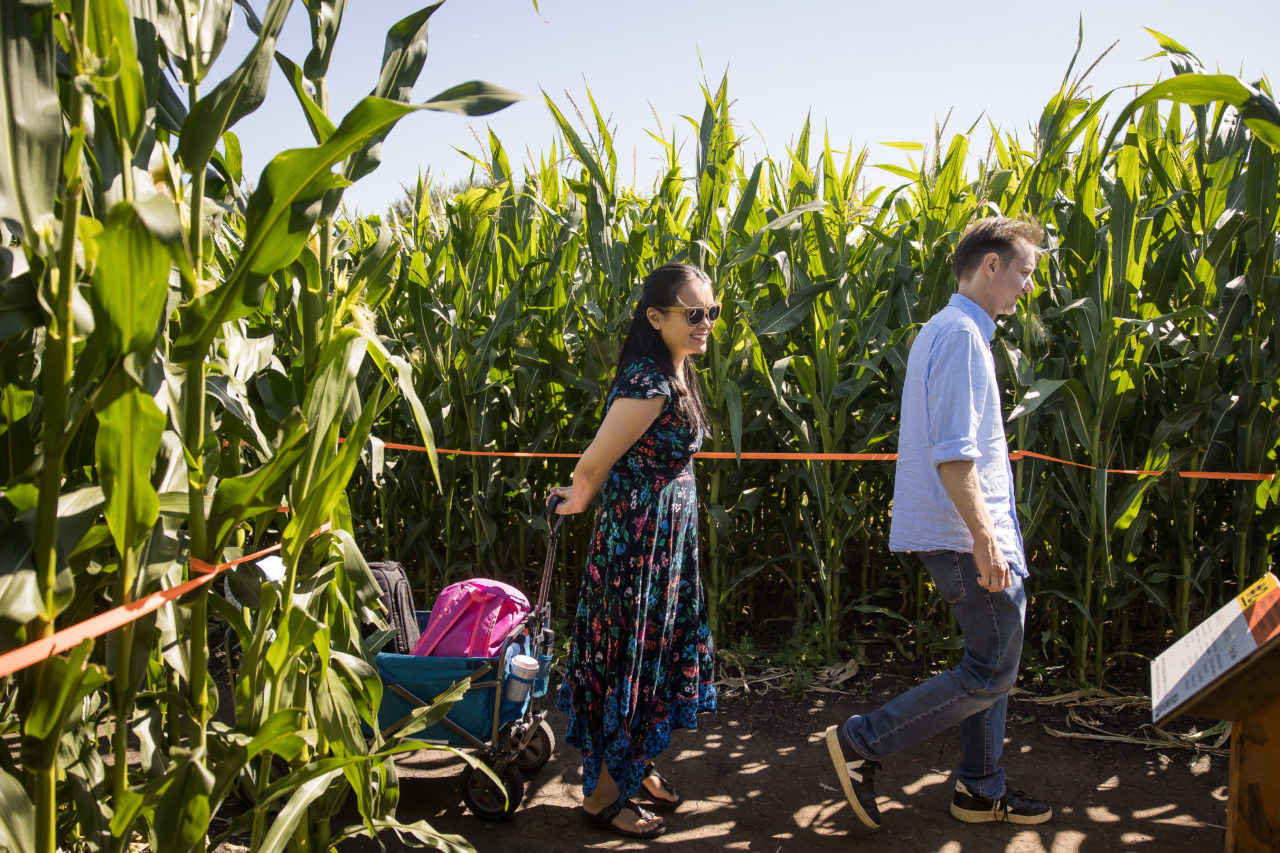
[547,485,580,514]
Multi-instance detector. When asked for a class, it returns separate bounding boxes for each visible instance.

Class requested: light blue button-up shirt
[887,293,1027,576]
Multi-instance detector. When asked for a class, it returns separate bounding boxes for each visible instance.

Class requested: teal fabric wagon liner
[374,611,548,747]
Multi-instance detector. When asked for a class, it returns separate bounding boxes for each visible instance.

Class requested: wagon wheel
[510,719,556,773]
[460,762,524,821]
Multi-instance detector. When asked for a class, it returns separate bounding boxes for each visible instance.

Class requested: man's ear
[983,251,1001,277]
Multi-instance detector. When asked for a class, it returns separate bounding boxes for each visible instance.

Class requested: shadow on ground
[337,688,1227,853]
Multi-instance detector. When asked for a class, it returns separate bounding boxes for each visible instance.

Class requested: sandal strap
[596,798,625,824]
[622,798,657,823]
[644,761,679,799]
[582,798,666,839]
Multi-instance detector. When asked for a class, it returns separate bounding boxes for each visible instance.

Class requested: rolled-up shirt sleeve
[926,329,987,465]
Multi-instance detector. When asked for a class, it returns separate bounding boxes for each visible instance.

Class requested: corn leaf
[302,0,347,80]
[257,768,345,853]
[0,0,59,234]
[152,750,215,853]
[155,0,234,84]
[753,280,833,336]
[0,771,35,853]
[176,91,519,361]
[19,642,108,756]
[85,0,147,152]
[95,375,164,555]
[729,200,826,266]
[1010,378,1070,420]
[273,51,336,144]
[206,413,310,553]
[1106,74,1280,152]
[177,0,293,171]
[545,92,611,192]
[332,819,472,853]
[343,2,445,183]
[422,80,524,116]
[88,200,175,358]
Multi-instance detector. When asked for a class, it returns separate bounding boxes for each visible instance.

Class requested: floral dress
[557,356,717,799]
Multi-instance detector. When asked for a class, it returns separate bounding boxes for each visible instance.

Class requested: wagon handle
[545,494,566,527]
[535,496,565,620]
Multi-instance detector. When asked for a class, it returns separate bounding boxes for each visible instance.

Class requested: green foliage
[0,5,1277,849]
[359,39,1279,693]
[0,0,517,850]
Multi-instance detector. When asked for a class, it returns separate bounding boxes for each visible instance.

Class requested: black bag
[368,561,420,655]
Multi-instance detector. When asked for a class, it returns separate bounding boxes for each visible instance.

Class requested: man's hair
[950,217,1044,282]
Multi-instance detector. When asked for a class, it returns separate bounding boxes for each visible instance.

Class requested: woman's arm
[549,396,666,514]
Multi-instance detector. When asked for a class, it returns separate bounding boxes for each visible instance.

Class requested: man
[825,216,1052,829]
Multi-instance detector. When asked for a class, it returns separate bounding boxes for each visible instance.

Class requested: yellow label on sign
[1238,573,1278,611]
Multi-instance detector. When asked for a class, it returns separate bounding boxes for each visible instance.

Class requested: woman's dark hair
[610,262,711,434]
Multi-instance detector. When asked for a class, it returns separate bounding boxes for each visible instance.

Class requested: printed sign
[1150,573,1280,723]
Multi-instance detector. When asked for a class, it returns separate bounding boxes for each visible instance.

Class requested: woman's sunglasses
[659,303,721,325]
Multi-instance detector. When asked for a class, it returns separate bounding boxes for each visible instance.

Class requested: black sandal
[641,760,683,812]
[581,798,666,839]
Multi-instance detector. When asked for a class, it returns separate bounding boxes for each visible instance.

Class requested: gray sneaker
[950,781,1052,825]
[824,725,882,829]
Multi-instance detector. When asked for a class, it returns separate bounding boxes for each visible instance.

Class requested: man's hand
[938,459,1012,593]
[974,531,1011,592]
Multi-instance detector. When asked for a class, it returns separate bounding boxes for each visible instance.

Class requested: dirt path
[342,685,1228,852]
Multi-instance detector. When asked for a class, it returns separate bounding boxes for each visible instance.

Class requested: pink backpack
[411,579,530,658]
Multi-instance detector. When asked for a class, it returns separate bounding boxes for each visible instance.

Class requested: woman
[548,262,719,839]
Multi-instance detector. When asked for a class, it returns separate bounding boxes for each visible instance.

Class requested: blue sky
[216,0,1278,213]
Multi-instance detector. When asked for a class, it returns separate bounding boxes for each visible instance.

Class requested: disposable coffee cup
[504,654,539,704]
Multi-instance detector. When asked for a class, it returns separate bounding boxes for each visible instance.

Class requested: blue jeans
[841,550,1027,800]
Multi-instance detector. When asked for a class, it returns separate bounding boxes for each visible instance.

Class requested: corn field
[0,0,1277,849]
[360,31,1280,687]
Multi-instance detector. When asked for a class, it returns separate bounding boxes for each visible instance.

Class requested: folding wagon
[372,503,565,820]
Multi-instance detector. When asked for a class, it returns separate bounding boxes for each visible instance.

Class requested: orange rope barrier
[424,444,1271,480]
[289,433,1275,480]
[414,444,898,462]
[1179,471,1275,481]
[385,442,582,458]
[0,522,331,680]
[1008,450,1273,481]
[1009,449,1095,470]
[3,433,1270,682]
[694,450,898,461]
